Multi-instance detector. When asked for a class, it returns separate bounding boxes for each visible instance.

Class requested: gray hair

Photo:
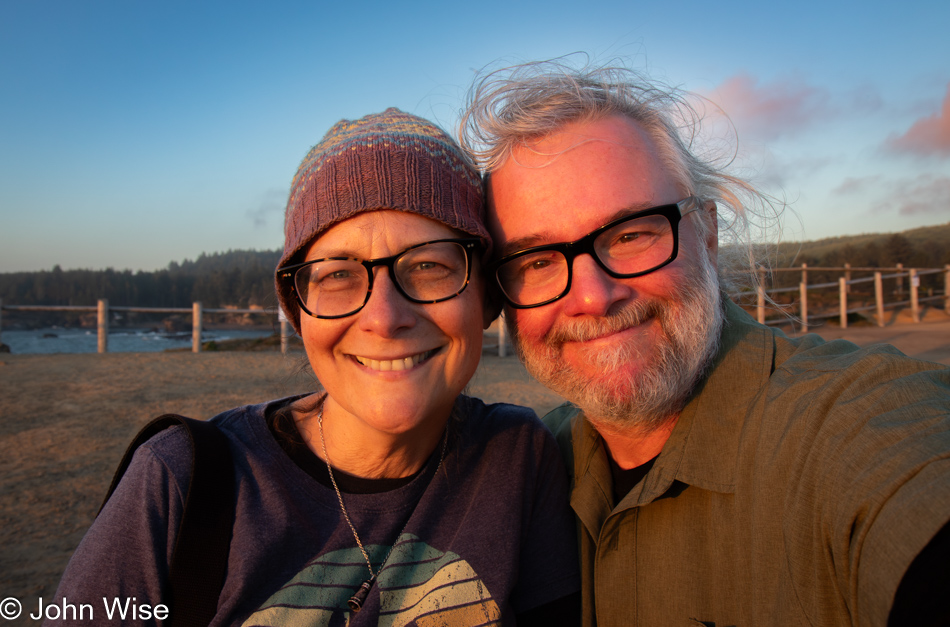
[458,57,785,294]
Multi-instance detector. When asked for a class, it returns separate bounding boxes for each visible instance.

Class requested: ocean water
[0,327,277,354]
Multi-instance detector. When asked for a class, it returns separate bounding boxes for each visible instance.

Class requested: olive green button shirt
[545,300,950,627]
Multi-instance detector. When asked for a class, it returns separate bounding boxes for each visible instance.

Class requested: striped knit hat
[276,108,489,332]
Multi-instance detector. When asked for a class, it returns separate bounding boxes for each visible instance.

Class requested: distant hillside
[775,222,950,268]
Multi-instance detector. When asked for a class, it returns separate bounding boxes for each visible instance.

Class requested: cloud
[830,174,950,218]
[854,174,950,217]
[832,175,884,196]
[890,175,950,216]
[703,73,834,141]
[884,84,950,157]
[247,187,288,228]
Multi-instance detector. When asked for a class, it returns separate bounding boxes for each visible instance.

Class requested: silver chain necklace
[317,403,447,613]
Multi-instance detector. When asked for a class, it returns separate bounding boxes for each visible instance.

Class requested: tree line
[0,249,283,310]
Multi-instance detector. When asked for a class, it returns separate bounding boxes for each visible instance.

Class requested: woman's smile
[351,347,441,372]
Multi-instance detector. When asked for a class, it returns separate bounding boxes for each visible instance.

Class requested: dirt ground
[2,312,949,625]
[0,344,565,625]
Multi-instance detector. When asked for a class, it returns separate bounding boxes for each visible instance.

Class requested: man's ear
[703,200,719,268]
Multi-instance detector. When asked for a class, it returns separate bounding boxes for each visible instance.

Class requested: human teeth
[356,349,434,372]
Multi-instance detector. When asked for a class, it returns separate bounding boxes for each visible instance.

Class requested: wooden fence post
[98,299,109,353]
[756,266,766,324]
[839,278,848,329]
[945,265,950,315]
[910,269,920,323]
[280,317,290,354]
[498,313,507,357]
[874,272,885,327]
[844,263,851,294]
[801,262,808,289]
[192,302,202,353]
[896,263,904,296]
[799,282,808,333]
[756,283,766,324]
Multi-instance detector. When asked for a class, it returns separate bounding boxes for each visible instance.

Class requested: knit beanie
[276,107,489,333]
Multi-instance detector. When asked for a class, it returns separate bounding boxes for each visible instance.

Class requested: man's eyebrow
[497,203,660,258]
[498,233,553,257]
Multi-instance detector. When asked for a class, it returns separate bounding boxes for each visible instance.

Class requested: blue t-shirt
[47,395,580,626]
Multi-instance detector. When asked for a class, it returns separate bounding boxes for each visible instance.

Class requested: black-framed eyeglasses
[277,238,481,319]
[492,196,703,309]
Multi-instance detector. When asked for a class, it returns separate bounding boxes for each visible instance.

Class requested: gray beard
[510,255,723,433]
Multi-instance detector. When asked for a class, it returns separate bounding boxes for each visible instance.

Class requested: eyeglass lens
[294,241,470,317]
[497,213,675,307]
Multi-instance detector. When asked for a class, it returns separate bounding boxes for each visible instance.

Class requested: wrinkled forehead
[485,116,687,254]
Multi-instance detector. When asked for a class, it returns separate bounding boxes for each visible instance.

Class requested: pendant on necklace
[348,578,374,612]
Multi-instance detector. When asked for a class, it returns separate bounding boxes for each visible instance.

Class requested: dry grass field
[1,310,949,625]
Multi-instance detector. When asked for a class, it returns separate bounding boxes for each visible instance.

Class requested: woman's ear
[483,288,503,330]
[476,259,504,329]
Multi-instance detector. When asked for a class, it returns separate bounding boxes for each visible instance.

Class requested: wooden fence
[3,264,948,354]
[0,299,513,356]
[734,264,950,332]
[0,299,295,354]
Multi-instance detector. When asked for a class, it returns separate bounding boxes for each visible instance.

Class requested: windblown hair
[458,57,786,294]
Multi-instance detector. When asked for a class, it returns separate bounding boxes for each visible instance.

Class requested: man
[460,60,950,626]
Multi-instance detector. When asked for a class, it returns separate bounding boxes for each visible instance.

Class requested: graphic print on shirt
[244,533,501,626]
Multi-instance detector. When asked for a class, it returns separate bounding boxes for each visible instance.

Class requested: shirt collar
[571,298,776,511]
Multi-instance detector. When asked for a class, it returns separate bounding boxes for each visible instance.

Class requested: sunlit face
[487,115,722,428]
[299,210,490,439]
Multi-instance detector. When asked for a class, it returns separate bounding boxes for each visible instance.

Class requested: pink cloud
[885,84,950,157]
[705,73,833,141]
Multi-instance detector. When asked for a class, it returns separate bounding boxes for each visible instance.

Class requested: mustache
[545,300,662,344]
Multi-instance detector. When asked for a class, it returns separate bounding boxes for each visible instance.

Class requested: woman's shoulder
[136,397,294,474]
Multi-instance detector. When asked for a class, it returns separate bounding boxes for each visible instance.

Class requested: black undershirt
[264,401,581,625]
[266,401,419,493]
[609,455,658,504]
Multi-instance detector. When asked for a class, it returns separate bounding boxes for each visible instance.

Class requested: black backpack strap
[100,414,236,627]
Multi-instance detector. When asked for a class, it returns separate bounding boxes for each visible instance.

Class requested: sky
[1,0,948,273]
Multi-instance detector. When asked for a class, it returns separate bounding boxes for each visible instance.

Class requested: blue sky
[1,0,947,272]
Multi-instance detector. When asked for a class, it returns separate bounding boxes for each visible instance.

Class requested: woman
[47,109,580,625]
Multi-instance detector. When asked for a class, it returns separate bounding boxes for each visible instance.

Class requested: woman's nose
[357,268,418,336]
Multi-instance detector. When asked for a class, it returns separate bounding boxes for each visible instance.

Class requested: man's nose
[560,253,632,317]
